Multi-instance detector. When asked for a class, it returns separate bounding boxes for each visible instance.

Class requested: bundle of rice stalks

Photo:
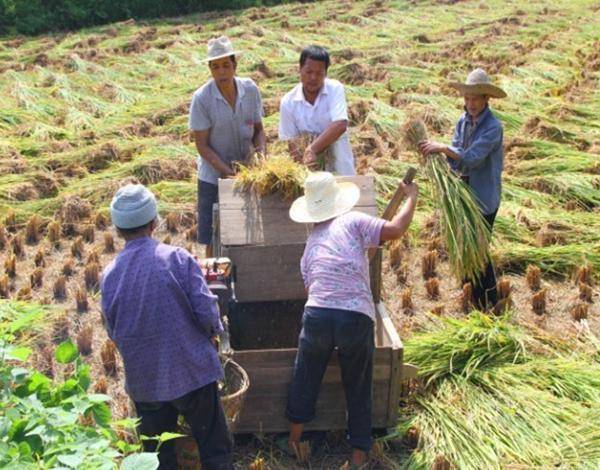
[10,234,25,258]
[82,225,95,243]
[47,221,61,247]
[34,248,45,267]
[526,264,541,291]
[53,275,67,300]
[75,285,88,313]
[71,237,85,259]
[186,225,198,242]
[532,288,547,315]
[86,248,100,265]
[30,267,44,289]
[402,118,491,281]
[461,283,473,313]
[401,287,414,313]
[84,262,100,291]
[25,214,43,244]
[579,282,593,303]
[94,212,109,230]
[101,339,118,376]
[425,278,440,300]
[4,211,17,232]
[76,324,93,356]
[103,232,115,253]
[165,213,179,233]
[94,377,108,394]
[0,224,7,251]
[570,303,588,322]
[577,264,592,286]
[52,314,70,344]
[395,261,409,285]
[389,239,402,270]
[4,254,16,278]
[234,155,308,201]
[0,275,9,298]
[62,258,75,277]
[16,286,32,301]
[421,250,438,280]
[431,304,445,316]
[497,278,512,301]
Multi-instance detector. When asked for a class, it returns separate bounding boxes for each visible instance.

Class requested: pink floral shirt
[301,211,385,320]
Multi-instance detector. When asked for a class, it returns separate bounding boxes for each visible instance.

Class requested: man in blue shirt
[101,184,233,469]
[419,68,506,311]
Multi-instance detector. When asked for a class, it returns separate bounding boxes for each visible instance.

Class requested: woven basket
[175,359,249,469]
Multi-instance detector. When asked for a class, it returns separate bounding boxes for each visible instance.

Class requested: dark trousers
[465,210,498,310]
[134,382,233,470]
[197,180,218,245]
[286,306,374,452]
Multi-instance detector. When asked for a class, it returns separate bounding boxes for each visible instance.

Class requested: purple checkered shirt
[101,236,223,402]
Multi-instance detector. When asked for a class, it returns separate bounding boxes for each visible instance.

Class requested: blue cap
[110,184,157,229]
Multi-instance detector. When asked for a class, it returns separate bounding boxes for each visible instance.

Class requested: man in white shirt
[278,46,356,175]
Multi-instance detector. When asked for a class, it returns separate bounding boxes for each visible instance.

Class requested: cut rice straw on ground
[402,118,491,281]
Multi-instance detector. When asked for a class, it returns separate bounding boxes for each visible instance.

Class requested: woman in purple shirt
[283,172,418,468]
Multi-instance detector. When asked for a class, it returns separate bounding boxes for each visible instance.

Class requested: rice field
[0,0,599,468]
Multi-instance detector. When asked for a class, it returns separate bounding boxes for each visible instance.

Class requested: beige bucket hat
[289,172,360,224]
[204,35,241,62]
[449,68,507,98]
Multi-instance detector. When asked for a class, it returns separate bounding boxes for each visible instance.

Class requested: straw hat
[289,172,360,224]
[204,35,241,62]
[449,68,507,98]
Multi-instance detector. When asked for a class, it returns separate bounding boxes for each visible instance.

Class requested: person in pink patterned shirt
[283,172,418,468]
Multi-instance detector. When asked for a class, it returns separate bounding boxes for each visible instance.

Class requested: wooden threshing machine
[211,175,415,433]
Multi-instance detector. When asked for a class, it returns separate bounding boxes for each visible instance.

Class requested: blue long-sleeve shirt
[447,106,504,214]
[101,236,223,402]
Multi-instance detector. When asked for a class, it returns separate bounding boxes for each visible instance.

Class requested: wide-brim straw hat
[203,35,242,62]
[449,68,507,98]
[289,172,360,224]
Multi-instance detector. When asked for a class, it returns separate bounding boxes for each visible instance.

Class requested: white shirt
[278,78,356,175]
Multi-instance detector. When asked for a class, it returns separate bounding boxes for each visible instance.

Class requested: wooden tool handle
[381,167,417,221]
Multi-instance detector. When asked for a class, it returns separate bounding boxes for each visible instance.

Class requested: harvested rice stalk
[403,118,491,281]
[186,225,198,242]
[103,232,115,253]
[4,210,17,232]
[75,285,88,313]
[290,133,334,171]
[577,264,592,286]
[532,288,547,315]
[30,267,44,289]
[0,275,9,298]
[94,212,109,230]
[101,340,118,376]
[47,221,61,247]
[34,248,45,267]
[4,254,16,278]
[10,234,25,258]
[497,278,512,300]
[401,287,413,312]
[16,286,31,301]
[0,224,7,250]
[53,275,67,300]
[71,237,84,259]
[25,214,43,244]
[62,258,75,277]
[94,377,108,394]
[81,225,95,243]
[389,239,402,270]
[526,264,541,291]
[76,325,93,356]
[165,213,179,233]
[461,283,473,313]
[84,262,100,291]
[422,250,438,280]
[234,155,308,201]
[87,248,100,265]
[52,315,70,343]
[425,277,440,300]
[579,282,593,303]
[431,304,445,316]
[396,261,409,285]
[570,303,588,321]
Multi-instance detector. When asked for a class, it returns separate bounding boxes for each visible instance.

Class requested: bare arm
[193,129,234,177]
[419,141,461,161]
[288,140,303,163]
[253,121,266,155]
[304,120,348,169]
[380,182,418,242]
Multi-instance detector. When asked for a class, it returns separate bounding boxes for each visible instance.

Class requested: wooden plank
[233,347,393,367]
[377,302,403,350]
[218,176,377,247]
[218,176,376,210]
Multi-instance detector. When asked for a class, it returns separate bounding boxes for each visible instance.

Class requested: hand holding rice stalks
[402,118,491,281]
[234,154,307,201]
